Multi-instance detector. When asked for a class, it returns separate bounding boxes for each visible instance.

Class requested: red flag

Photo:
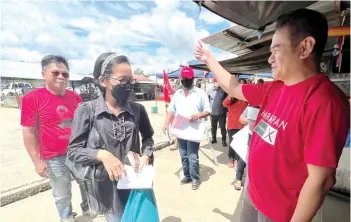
[163,70,174,103]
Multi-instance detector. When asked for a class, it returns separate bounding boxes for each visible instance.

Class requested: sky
[0,0,236,75]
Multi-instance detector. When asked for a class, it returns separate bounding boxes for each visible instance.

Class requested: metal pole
[155,77,158,107]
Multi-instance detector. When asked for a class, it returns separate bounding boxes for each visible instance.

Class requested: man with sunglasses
[163,67,211,190]
[21,55,87,222]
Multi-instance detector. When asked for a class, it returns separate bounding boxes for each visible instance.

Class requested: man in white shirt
[163,67,211,190]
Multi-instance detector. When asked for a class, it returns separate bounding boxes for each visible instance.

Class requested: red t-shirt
[222,96,248,129]
[242,74,350,222]
[21,88,82,160]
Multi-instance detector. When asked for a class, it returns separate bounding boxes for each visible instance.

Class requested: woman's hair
[257,79,264,84]
[92,52,130,94]
[93,52,130,79]
[238,78,247,84]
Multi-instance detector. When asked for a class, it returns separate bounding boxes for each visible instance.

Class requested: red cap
[180,67,194,79]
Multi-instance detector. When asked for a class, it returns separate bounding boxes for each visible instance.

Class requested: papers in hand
[117,165,155,189]
[230,125,250,164]
[169,114,205,143]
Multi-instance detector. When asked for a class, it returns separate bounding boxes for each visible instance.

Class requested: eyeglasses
[52,71,69,78]
[107,77,136,89]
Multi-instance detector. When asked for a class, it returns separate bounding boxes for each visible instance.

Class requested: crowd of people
[19,8,349,222]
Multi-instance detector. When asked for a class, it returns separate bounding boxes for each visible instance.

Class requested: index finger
[119,165,127,177]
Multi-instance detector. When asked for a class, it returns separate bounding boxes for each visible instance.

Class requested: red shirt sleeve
[304,99,350,168]
[20,92,38,127]
[222,96,232,108]
[242,82,274,106]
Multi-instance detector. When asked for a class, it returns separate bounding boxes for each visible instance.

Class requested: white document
[230,125,250,164]
[117,165,155,190]
[169,114,206,143]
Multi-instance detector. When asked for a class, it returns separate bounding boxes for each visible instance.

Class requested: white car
[1,82,32,96]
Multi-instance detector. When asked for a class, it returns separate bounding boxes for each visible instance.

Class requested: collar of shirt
[94,96,135,117]
[179,87,197,95]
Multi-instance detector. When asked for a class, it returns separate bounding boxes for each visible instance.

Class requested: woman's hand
[97,150,126,181]
[137,155,150,173]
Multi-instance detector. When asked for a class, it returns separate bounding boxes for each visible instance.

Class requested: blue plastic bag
[345,129,350,148]
[121,189,160,222]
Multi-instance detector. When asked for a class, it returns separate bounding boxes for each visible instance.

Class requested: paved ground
[0,131,243,222]
[0,101,170,193]
[0,142,350,222]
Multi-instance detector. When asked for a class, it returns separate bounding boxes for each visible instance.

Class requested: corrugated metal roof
[194,1,317,30]
[202,1,339,56]
[191,0,346,74]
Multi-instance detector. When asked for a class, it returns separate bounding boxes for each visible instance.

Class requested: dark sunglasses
[52,71,69,78]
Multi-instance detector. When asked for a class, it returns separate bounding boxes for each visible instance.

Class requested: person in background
[233,79,264,190]
[194,8,349,222]
[222,78,248,169]
[256,79,264,84]
[207,78,228,146]
[163,67,211,190]
[21,55,88,222]
[67,53,155,221]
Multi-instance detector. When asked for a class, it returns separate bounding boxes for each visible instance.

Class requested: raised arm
[194,41,246,101]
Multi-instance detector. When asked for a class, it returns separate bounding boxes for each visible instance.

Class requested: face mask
[110,84,130,106]
[181,79,193,89]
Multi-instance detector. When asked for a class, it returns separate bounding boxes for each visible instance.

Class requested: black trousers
[210,114,227,142]
[228,129,240,160]
[236,134,252,181]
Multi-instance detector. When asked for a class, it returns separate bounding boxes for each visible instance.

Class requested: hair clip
[101,53,119,76]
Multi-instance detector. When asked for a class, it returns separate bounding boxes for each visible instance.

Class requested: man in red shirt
[21,55,86,221]
[194,8,350,222]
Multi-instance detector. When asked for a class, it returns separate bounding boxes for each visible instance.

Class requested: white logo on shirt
[254,120,278,145]
[260,110,288,130]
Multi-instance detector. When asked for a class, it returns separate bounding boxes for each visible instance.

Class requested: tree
[133,68,145,76]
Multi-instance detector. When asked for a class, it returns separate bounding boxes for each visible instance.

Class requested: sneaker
[61,216,74,222]
[180,177,192,184]
[169,145,178,151]
[234,179,242,190]
[192,180,201,190]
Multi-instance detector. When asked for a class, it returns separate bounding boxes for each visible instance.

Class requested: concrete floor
[0,145,349,222]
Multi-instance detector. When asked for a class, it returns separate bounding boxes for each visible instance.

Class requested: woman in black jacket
[66,52,155,221]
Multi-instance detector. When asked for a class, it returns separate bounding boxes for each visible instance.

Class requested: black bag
[66,101,109,182]
[66,100,142,216]
[66,100,142,182]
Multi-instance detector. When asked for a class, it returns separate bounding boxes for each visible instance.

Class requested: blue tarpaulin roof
[152,60,214,79]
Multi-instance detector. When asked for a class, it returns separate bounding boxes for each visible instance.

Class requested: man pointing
[194,9,349,222]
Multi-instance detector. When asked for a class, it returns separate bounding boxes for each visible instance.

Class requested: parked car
[1,82,32,96]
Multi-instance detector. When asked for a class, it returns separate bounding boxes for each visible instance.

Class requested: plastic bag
[345,129,350,148]
[121,189,160,222]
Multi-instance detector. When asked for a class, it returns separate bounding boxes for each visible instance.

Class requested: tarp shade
[193,1,316,30]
